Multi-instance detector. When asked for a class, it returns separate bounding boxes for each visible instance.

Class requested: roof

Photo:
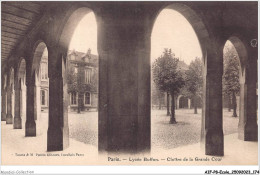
[1,1,46,63]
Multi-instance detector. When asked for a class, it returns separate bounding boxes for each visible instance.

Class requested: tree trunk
[194,95,198,114]
[232,91,237,117]
[77,93,81,113]
[169,92,177,124]
[158,94,162,110]
[167,92,170,116]
[175,97,178,110]
[228,96,232,112]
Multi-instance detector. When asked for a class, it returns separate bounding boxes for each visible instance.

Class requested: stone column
[34,76,41,120]
[25,78,36,136]
[238,49,258,141]
[97,6,152,153]
[21,79,27,121]
[47,49,69,151]
[188,98,191,109]
[201,47,224,156]
[1,88,7,121]
[6,85,13,124]
[14,80,22,129]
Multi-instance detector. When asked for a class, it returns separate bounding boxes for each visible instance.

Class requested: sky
[69,12,98,55]
[151,9,202,64]
[68,10,202,65]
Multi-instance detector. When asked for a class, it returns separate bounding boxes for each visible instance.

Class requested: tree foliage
[185,57,203,113]
[223,42,240,117]
[152,49,185,94]
[223,44,240,96]
[185,57,203,97]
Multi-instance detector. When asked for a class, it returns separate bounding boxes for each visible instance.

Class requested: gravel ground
[151,108,239,150]
[68,112,98,147]
[39,108,238,149]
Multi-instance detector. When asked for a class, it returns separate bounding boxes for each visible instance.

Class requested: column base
[25,120,36,136]
[238,122,258,141]
[6,113,13,124]
[205,128,224,156]
[47,126,69,151]
[1,112,6,121]
[14,117,22,129]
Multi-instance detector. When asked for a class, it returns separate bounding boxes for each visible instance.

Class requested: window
[41,90,46,105]
[74,67,78,74]
[40,62,48,80]
[85,68,92,84]
[85,92,91,105]
[71,55,75,60]
[71,92,77,105]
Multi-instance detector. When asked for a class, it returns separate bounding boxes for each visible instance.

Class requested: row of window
[41,90,91,106]
[71,92,91,105]
[40,62,93,85]
[73,67,93,84]
[41,90,47,106]
[40,62,48,80]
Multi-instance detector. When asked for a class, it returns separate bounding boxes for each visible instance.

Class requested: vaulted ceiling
[1,1,46,64]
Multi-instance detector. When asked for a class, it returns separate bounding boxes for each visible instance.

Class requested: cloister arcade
[1,2,258,156]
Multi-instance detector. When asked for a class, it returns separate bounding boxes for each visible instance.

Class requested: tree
[185,57,203,114]
[152,48,185,124]
[223,43,240,117]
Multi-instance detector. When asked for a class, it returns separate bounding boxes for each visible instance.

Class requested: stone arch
[227,36,248,82]
[58,7,96,53]
[179,96,189,109]
[1,74,8,121]
[6,67,15,124]
[31,41,48,134]
[151,3,224,156]
[46,6,98,151]
[9,68,15,118]
[223,36,257,141]
[177,95,183,109]
[152,3,211,63]
[18,58,27,84]
[31,41,48,78]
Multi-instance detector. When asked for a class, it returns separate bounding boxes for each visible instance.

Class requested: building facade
[67,49,98,112]
[38,49,98,112]
[39,49,49,111]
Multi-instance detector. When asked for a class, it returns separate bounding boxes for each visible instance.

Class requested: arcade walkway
[1,1,258,156]
[1,109,257,165]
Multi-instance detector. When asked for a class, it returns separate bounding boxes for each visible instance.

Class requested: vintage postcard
[1,1,259,174]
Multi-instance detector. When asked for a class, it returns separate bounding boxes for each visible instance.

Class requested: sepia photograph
[0,1,259,174]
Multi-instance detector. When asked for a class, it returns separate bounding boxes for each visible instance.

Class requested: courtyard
[33,108,239,150]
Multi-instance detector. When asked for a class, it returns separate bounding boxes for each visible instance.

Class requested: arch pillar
[238,48,258,141]
[34,73,41,121]
[201,43,224,156]
[47,47,69,151]
[1,88,7,121]
[97,7,152,153]
[25,76,36,136]
[6,85,13,124]
[14,79,22,129]
[21,76,27,121]
[188,98,191,109]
